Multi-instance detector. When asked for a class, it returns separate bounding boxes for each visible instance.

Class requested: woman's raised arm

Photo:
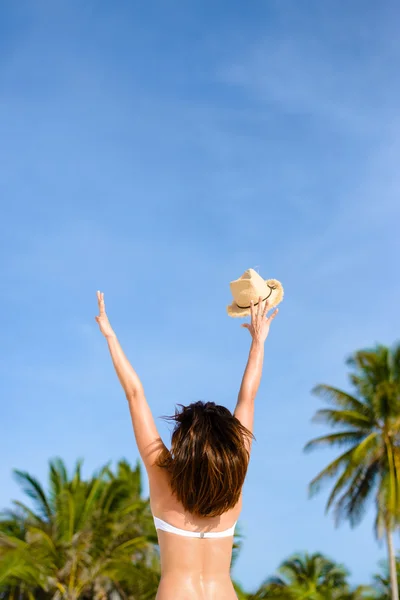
[95,291,166,469]
[234,297,278,451]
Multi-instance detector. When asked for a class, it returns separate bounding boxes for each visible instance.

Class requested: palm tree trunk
[386,524,399,600]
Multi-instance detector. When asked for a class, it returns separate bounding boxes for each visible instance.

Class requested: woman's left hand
[95,291,115,339]
[241,296,278,344]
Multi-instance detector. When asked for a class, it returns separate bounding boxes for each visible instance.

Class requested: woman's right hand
[241,297,278,344]
[95,291,115,339]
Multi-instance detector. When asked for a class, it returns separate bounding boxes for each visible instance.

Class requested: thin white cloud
[218,25,399,133]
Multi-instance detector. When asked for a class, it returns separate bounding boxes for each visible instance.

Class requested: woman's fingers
[262,299,270,319]
[250,300,255,323]
[97,290,106,315]
[267,308,279,322]
[257,296,263,318]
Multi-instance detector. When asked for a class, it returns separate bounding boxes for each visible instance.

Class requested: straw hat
[227,268,284,318]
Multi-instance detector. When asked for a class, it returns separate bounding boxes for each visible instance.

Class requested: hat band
[236,288,273,310]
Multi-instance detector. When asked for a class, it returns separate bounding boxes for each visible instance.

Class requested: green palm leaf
[12,471,52,522]
[312,409,373,430]
[325,433,379,512]
[304,431,365,452]
[334,461,380,526]
[312,385,369,414]
[392,345,400,384]
[308,448,356,497]
[7,501,45,527]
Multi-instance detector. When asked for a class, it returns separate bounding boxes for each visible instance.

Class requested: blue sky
[1,0,400,592]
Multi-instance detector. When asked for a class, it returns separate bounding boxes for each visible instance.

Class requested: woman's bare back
[150,468,241,600]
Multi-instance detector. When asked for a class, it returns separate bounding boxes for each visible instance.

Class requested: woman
[95,290,278,600]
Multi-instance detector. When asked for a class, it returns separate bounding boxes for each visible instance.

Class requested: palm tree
[1,456,249,599]
[233,579,251,600]
[370,555,400,599]
[248,551,364,599]
[304,344,400,600]
[0,458,160,599]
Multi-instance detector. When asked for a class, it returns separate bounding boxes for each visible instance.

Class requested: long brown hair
[156,401,254,517]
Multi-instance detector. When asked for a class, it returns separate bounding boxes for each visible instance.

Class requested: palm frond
[308,448,355,497]
[312,385,369,414]
[325,462,363,513]
[53,488,76,542]
[12,472,52,522]
[71,458,84,490]
[391,342,400,384]
[325,432,380,514]
[114,458,143,499]
[0,535,44,589]
[312,409,374,430]
[335,461,380,527]
[232,579,251,600]
[347,346,393,404]
[25,526,57,558]
[76,477,106,531]
[384,439,400,518]
[372,381,400,420]
[347,346,390,379]
[5,501,45,529]
[49,458,69,487]
[304,431,365,452]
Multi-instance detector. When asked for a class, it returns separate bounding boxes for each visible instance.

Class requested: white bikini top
[153,515,237,539]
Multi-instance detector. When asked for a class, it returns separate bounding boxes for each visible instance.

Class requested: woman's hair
[156,401,254,518]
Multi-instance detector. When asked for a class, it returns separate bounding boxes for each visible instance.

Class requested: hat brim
[227,303,252,318]
[227,280,284,318]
